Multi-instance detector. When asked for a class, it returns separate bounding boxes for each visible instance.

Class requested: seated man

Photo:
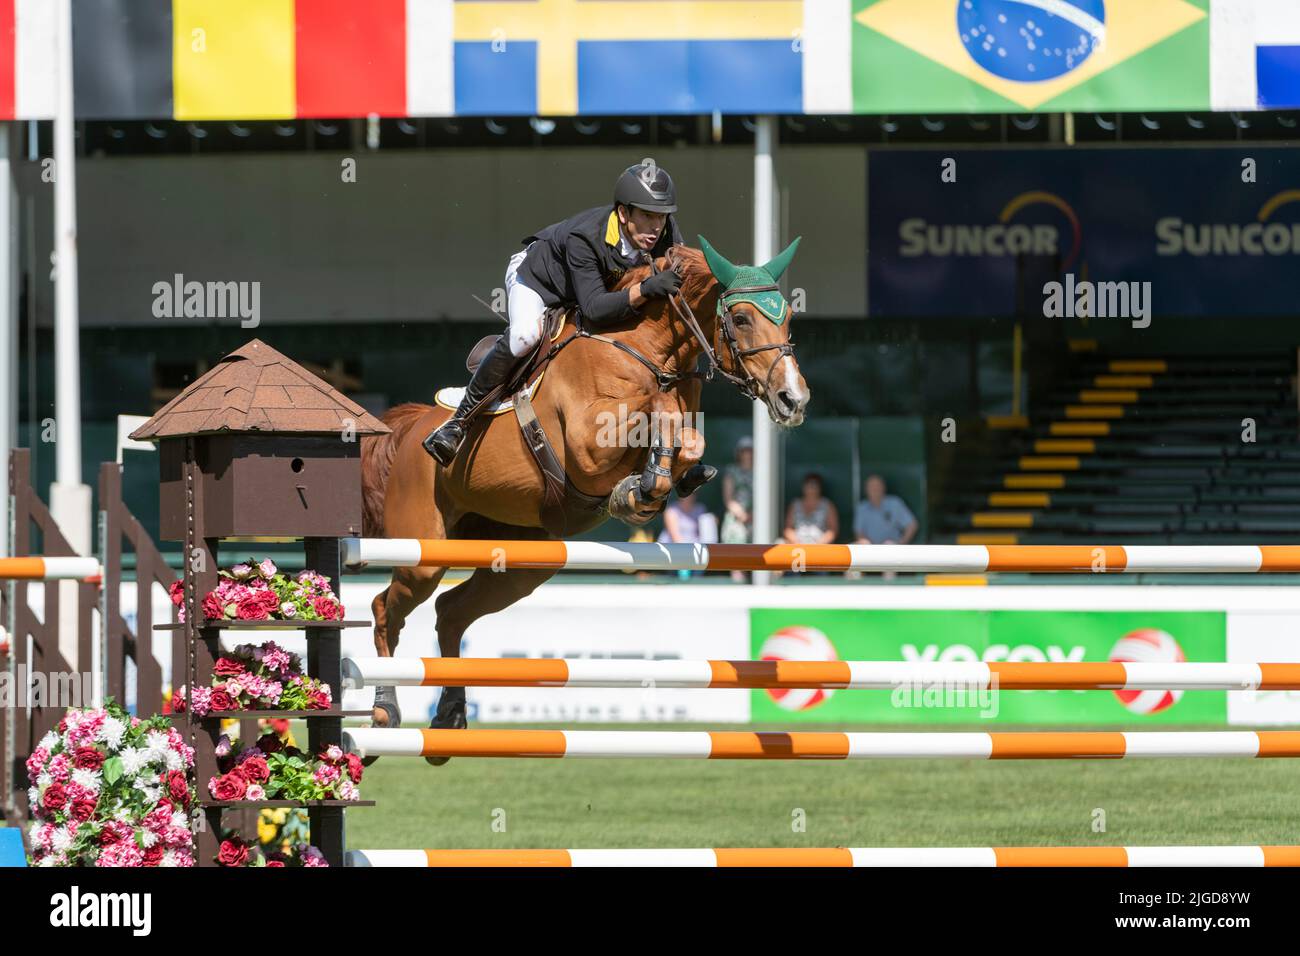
[853,474,918,545]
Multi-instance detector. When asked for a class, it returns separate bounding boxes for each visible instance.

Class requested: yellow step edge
[989,492,1050,507]
[1050,421,1110,436]
[1109,359,1167,373]
[1079,389,1138,403]
[925,574,989,587]
[957,533,1019,545]
[986,414,1030,430]
[1034,439,1095,454]
[1018,456,1080,471]
[1067,339,1098,352]
[1065,405,1124,419]
[1004,474,1065,489]
[1094,375,1152,388]
[972,512,1034,528]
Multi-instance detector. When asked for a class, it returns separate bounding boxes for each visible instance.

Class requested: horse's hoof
[362,686,402,768]
[675,463,718,498]
[425,687,468,767]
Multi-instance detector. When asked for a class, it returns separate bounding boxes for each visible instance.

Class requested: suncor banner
[867,147,1300,318]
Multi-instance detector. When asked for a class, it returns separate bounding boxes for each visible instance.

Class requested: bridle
[539,247,794,401]
[633,247,794,400]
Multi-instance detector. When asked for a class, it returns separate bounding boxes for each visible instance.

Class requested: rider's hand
[640,268,683,299]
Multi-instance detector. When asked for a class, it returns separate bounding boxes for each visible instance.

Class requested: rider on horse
[423,159,687,466]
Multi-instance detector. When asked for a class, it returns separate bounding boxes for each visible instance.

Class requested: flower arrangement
[207,732,363,803]
[25,701,196,867]
[217,831,329,867]
[172,641,332,716]
[167,558,345,623]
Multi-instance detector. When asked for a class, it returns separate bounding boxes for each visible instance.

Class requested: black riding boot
[423,335,518,466]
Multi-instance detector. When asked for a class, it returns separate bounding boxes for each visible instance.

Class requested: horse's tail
[361,403,432,537]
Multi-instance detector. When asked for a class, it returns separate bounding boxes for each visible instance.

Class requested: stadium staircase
[937,353,1300,544]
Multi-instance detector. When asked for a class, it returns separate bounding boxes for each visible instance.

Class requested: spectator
[852,474,918,545]
[783,472,839,546]
[850,474,917,581]
[721,436,754,582]
[659,491,718,579]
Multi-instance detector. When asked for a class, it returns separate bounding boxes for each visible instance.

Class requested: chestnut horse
[358,241,809,762]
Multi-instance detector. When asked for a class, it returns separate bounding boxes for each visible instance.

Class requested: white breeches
[504,245,548,358]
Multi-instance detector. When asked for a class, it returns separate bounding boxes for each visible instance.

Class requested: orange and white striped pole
[342,728,1300,761]
[0,556,102,581]
[341,657,1300,691]
[346,845,1300,867]
[340,538,1300,573]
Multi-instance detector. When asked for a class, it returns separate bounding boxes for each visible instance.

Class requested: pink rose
[168,580,185,607]
[209,772,248,801]
[202,592,227,620]
[42,782,68,811]
[73,747,105,771]
[238,755,270,784]
[214,657,245,678]
[311,596,341,621]
[235,593,270,621]
[218,837,249,867]
[168,771,190,805]
[256,589,281,618]
[208,690,236,713]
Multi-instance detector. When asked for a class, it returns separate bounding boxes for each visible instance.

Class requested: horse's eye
[733,313,750,327]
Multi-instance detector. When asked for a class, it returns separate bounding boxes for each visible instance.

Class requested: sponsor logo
[898,191,1083,267]
[1155,191,1300,257]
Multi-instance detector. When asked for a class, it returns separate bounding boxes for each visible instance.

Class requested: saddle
[459,308,604,536]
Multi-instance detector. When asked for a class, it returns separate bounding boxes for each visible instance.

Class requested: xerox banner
[867,146,1300,317]
[749,608,1227,724]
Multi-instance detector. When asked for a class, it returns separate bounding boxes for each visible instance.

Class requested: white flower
[170,810,190,830]
[119,747,150,775]
[99,716,127,749]
[70,767,102,791]
[162,749,186,772]
[35,772,52,788]
[37,855,59,867]
[145,731,171,761]
[51,826,74,851]
[38,731,59,751]
[27,787,39,808]
[139,829,159,848]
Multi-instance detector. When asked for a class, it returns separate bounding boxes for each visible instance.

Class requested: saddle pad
[434,369,545,416]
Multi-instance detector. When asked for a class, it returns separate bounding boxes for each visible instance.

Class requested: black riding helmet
[614,160,678,214]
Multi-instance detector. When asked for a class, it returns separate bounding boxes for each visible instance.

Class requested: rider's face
[619,206,667,251]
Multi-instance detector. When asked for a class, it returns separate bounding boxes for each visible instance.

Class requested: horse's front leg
[607,407,709,526]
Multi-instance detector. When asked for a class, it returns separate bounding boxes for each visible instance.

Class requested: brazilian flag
[852,0,1209,113]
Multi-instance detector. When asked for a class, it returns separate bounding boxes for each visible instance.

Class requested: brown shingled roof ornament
[133,339,388,541]
[130,339,389,440]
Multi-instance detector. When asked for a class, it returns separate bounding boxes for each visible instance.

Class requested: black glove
[640,268,682,299]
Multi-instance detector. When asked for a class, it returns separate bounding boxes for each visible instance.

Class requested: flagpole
[52,0,91,670]
[750,116,781,586]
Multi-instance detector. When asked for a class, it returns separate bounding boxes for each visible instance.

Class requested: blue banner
[867,147,1300,317]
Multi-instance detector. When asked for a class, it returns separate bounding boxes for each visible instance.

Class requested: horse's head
[695,235,810,427]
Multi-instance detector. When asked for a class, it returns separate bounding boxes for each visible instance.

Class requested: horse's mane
[614,245,718,311]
